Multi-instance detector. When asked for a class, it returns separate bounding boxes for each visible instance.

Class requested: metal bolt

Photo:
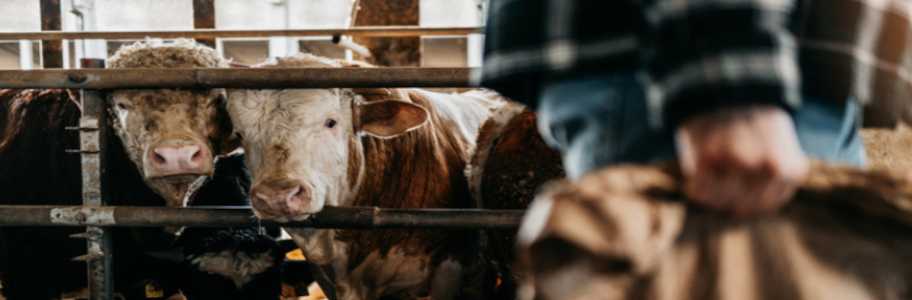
[70,232,91,239]
[67,72,88,84]
[75,212,87,223]
[72,253,102,262]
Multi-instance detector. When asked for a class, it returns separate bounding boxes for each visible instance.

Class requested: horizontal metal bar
[0,68,475,89]
[0,26,483,41]
[0,205,524,229]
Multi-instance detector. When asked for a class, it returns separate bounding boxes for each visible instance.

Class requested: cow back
[466,102,564,298]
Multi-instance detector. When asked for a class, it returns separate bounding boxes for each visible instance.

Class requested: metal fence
[0,67,476,89]
[0,26,483,40]
[0,23,518,300]
[0,206,523,229]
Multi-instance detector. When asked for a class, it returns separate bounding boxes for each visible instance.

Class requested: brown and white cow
[105,39,240,207]
[227,54,503,300]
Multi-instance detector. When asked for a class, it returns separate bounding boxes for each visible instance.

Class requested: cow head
[107,39,239,207]
[227,54,428,220]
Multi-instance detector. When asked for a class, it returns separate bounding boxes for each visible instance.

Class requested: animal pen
[0,1,519,299]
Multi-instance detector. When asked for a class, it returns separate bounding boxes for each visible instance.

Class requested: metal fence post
[79,58,113,300]
[192,0,216,48]
[39,0,63,68]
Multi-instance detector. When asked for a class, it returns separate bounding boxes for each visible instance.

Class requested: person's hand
[675,105,809,216]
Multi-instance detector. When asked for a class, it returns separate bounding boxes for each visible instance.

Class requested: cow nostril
[153,152,167,164]
[253,192,269,202]
[289,186,304,198]
[190,148,202,161]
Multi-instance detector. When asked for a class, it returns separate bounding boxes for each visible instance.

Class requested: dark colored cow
[0,88,286,299]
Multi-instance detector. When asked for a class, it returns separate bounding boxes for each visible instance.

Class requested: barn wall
[0,44,21,69]
[0,0,40,31]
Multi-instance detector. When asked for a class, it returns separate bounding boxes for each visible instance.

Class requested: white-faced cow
[227,54,504,300]
[0,40,283,299]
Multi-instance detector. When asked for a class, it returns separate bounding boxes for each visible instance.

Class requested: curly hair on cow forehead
[107,38,229,69]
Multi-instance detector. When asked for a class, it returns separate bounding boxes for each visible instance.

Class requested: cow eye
[324,119,337,128]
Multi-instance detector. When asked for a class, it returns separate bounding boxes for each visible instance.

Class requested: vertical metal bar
[192,0,216,48]
[40,0,64,68]
[80,58,112,300]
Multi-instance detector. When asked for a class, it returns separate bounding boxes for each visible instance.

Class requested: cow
[0,40,281,299]
[103,39,240,207]
[226,53,505,300]
[465,103,565,299]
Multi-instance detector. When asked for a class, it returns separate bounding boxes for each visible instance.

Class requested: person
[479,0,912,216]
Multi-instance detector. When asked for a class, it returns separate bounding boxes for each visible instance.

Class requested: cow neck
[347,90,474,210]
[337,90,480,275]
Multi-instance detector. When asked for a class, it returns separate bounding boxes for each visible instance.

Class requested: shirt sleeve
[642,0,802,129]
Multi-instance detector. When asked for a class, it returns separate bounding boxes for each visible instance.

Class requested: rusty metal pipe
[0,206,524,229]
[0,68,475,89]
[78,58,113,300]
[0,26,483,41]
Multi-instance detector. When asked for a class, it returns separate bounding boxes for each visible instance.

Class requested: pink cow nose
[147,143,210,177]
[251,180,313,217]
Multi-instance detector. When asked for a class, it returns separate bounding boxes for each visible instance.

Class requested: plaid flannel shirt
[478,0,912,128]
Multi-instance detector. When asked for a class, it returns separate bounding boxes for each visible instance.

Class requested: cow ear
[355,100,429,138]
[351,87,398,102]
[219,130,243,157]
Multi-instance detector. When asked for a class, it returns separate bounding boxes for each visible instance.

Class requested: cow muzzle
[145,139,213,178]
[250,179,316,218]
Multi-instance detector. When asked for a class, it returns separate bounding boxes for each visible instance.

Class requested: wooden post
[40,0,63,68]
[192,0,216,48]
[352,0,420,66]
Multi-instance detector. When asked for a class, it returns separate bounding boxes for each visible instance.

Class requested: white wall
[92,0,193,30]
[216,0,353,29]
[0,1,40,68]
[420,0,484,67]
[0,0,41,32]
[420,0,481,27]
[216,0,354,59]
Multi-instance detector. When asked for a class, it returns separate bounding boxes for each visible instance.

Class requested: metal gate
[0,16,507,300]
